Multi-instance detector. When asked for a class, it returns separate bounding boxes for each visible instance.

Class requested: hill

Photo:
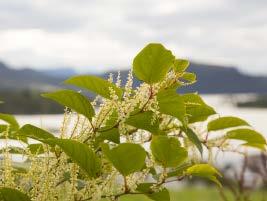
[0,61,267,94]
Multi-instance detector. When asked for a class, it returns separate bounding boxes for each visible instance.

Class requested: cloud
[0,0,266,74]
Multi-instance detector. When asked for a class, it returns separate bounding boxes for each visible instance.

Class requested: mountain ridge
[1,61,267,94]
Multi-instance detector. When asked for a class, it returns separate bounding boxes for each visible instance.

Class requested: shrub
[0,43,266,201]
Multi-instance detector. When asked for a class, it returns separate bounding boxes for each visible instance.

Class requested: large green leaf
[42,89,95,120]
[157,89,185,123]
[208,117,249,131]
[0,113,19,130]
[47,139,101,178]
[150,136,187,168]
[125,111,159,134]
[182,127,203,154]
[173,59,190,73]
[64,75,123,99]
[186,164,222,187]
[133,43,175,83]
[96,127,120,144]
[101,143,146,176]
[0,187,31,201]
[17,124,55,142]
[136,183,170,201]
[182,94,216,123]
[227,129,266,145]
[182,93,205,105]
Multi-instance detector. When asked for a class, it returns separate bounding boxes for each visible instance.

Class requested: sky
[0,0,267,75]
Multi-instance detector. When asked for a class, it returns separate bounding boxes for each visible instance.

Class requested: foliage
[0,43,266,201]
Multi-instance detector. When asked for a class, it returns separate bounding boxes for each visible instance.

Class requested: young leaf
[133,43,175,83]
[0,187,31,201]
[17,124,55,142]
[173,59,190,73]
[101,143,146,176]
[47,139,101,178]
[64,75,123,99]
[180,72,197,84]
[227,129,266,145]
[208,117,250,131]
[0,113,19,130]
[157,89,186,123]
[125,111,159,134]
[182,127,203,154]
[150,136,188,168]
[42,89,95,120]
[186,164,222,187]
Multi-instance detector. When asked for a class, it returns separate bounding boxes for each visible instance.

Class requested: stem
[124,176,129,193]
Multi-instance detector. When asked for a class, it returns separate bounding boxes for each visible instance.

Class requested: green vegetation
[0,43,266,201]
[119,188,266,201]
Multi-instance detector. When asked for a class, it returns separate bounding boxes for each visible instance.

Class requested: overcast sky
[0,0,267,74]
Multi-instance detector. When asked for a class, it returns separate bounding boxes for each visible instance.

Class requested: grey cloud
[0,0,266,74]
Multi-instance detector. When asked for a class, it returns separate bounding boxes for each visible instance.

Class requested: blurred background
[0,0,267,200]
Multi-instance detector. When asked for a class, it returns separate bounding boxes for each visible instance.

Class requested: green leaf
[150,136,188,168]
[227,129,266,145]
[42,89,95,120]
[148,188,170,201]
[96,127,120,144]
[208,117,250,131]
[64,75,123,99]
[125,111,159,134]
[186,164,222,187]
[0,187,31,201]
[0,125,28,143]
[173,59,190,73]
[180,72,196,84]
[0,146,25,154]
[105,108,119,128]
[47,139,101,178]
[182,93,205,105]
[182,93,216,123]
[27,144,45,155]
[101,143,146,176]
[17,124,55,142]
[157,89,185,123]
[133,43,175,83]
[182,127,203,154]
[0,113,19,130]
[136,183,170,201]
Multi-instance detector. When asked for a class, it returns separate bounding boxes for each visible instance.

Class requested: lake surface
[14,94,267,137]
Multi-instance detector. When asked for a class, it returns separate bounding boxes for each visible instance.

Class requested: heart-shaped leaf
[133,43,175,83]
[102,143,146,176]
[151,136,188,167]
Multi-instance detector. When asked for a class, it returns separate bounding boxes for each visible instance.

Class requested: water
[14,95,267,136]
